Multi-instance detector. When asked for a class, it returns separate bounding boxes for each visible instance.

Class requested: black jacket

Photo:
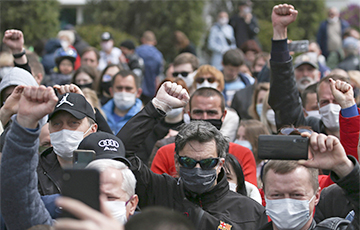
[118,102,268,230]
[268,58,326,133]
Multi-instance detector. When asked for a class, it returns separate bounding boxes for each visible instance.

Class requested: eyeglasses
[195,77,216,84]
[172,71,190,78]
[280,127,313,135]
[178,155,220,170]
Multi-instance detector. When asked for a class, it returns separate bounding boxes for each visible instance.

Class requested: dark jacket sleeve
[94,107,113,134]
[1,117,53,229]
[14,61,32,74]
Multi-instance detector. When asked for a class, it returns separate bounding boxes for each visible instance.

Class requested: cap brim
[294,61,318,69]
[48,108,87,121]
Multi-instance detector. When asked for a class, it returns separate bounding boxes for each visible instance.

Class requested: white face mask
[306,110,321,120]
[218,17,229,25]
[101,41,113,52]
[104,201,128,224]
[113,92,136,111]
[234,139,252,151]
[166,107,183,119]
[229,182,237,192]
[196,80,219,90]
[50,128,91,161]
[60,40,70,50]
[266,109,276,126]
[319,103,341,131]
[265,196,315,230]
[178,71,196,88]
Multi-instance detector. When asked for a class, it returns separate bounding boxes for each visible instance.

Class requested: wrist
[340,99,356,109]
[12,48,26,59]
[332,158,354,178]
[152,98,172,114]
[273,27,287,40]
[16,114,38,129]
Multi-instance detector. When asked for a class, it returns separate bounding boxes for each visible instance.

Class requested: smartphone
[60,169,100,218]
[288,40,309,53]
[73,150,96,169]
[258,135,309,160]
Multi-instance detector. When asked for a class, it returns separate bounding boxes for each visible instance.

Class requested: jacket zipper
[43,171,61,193]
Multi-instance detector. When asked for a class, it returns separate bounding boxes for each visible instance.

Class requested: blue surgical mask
[234,139,252,151]
[256,103,263,118]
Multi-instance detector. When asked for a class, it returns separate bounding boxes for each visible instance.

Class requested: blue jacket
[316,19,349,58]
[102,98,143,134]
[135,45,163,97]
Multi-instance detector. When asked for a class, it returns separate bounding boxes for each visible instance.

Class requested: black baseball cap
[120,40,136,50]
[101,32,113,41]
[78,131,131,167]
[48,93,95,121]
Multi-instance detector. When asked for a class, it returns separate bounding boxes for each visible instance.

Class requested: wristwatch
[12,49,26,59]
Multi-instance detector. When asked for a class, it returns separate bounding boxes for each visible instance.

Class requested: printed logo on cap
[56,93,74,107]
[98,139,119,151]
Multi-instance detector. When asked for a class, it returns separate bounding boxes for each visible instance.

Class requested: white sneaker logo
[56,93,74,107]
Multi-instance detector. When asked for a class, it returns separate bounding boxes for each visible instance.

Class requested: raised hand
[152,81,189,113]
[272,4,298,40]
[53,84,84,96]
[3,29,24,54]
[299,132,354,178]
[329,78,355,109]
[17,85,58,129]
[0,85,24,125]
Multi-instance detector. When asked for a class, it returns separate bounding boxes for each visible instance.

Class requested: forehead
[218,12,228,18]
[265,167,313,194]
[100,168,127,199]
[318,82,333,100]
[82,51,97,59]
[173,63,193,72]
[179,139,217,160]
[76,72,92,80]
[191,95,222,110]
[113,75,136,87]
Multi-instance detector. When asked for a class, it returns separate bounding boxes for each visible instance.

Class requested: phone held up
[73,149,96,169]
[288,40,309,53]
[258,135,309,160]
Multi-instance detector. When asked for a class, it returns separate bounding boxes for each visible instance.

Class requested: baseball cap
[294,53,318,69]
[48,93,95,121]
[101,32,113,41]
[78,131,131,167]
[120,40,136,50]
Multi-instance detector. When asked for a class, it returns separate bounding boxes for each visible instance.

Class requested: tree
[0,0,60,46]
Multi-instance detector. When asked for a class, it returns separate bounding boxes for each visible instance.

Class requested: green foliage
[0,0,60,46]
[250,0,326,52]
[76,24,138,51]
[82,0,205,62]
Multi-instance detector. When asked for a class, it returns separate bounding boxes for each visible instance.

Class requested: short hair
[81,46,100,61]
[263,160,319,194]
[174,30,190,49]
[252,52,270,70]
[175,120,229,158]
[111,70,141,89]
[142,31,157,43]
[125,206,195,230]
[173,53,199,71]
[224,154,247,196]
[193,64,225,91]
[301,82,318,108]
[86,159,136,200]
[189,87,225,113]
[222,49,245,67]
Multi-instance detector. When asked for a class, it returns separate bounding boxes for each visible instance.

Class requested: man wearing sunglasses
[172,52,199,94]
[117,82,267,230]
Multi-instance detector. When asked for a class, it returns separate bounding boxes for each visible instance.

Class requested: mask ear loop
[125,195,134,206]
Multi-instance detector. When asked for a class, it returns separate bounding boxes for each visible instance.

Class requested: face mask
[101,41,113,52]
[218,17,229,25]
[50,128,90,161]
[101,81,112,95]
[252,72,260,79]
[265,196,315,230]
[191,118,223,130]
[196,80,219,90]
[234,139,252,151]
[328,16,339,23]
[180,167,217,194]
[166,107,183,119]
[319,103,341,131]
[113,92,136,111]
[266,109,276,126]
[256,103,263,118]
[229,182,237,192]
[60,40,70,50]
[104,201,128,224]
[306,110,321,120]
[76,82,93,90]
[178,71,196,88]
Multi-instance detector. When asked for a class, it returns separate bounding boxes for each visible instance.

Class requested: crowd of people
[0,1,359,230]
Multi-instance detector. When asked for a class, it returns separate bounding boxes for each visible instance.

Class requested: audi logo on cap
[98,139,119,148]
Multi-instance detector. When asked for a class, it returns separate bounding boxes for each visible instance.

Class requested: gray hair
[175,120,228,158]
[86,159,136,199]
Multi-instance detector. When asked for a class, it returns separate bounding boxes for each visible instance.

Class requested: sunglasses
[178,156,220,170]
[280,127,313,135]
[172,71,190,78]
[195,77,216,84]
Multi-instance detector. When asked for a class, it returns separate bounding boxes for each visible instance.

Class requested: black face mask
[191,118,223,130]
[252,72,260,79]
[76,82,93,90]
[101,81,112,95]
[180,167,217,194]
